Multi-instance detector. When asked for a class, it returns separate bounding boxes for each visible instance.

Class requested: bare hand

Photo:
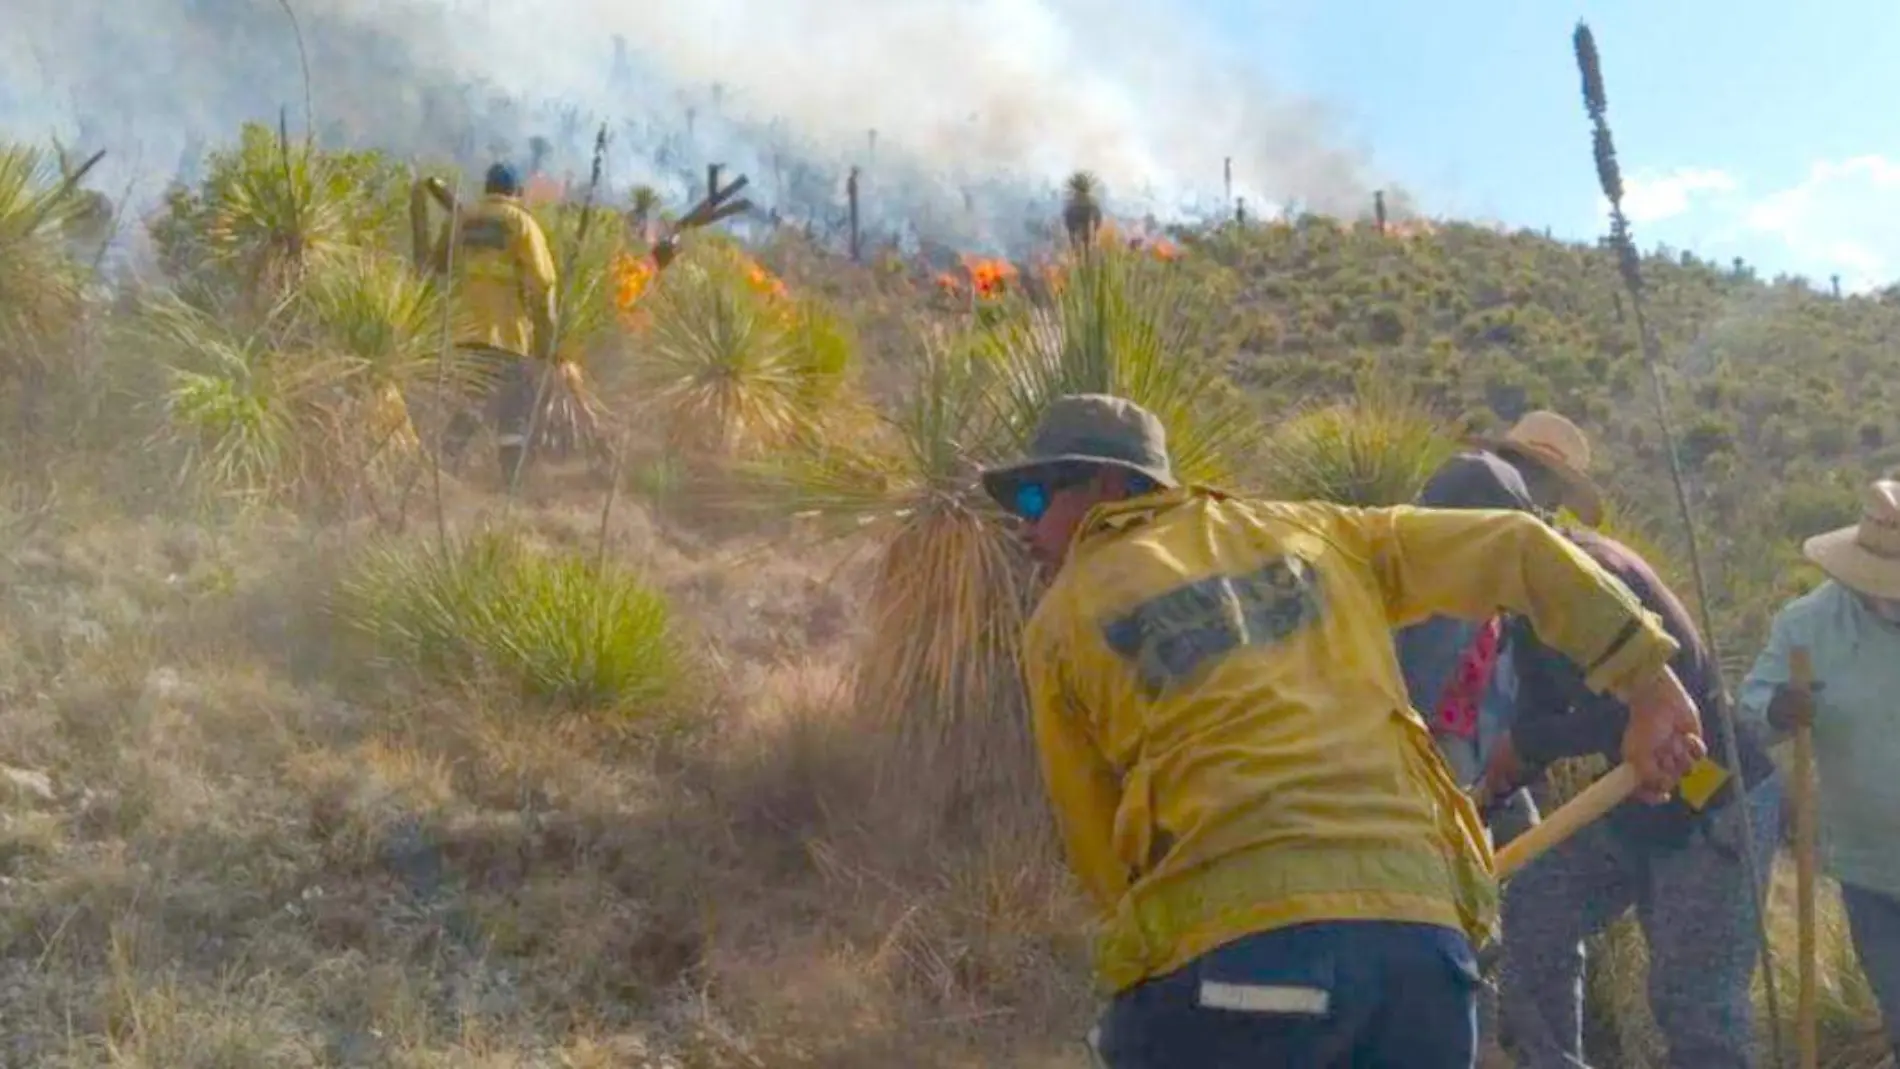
[1480,733,1526,805]
[1619,667,1708,804]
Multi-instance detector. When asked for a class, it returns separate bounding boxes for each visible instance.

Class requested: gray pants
[1500,774,1783,1069]
[1842,882,1900,1059]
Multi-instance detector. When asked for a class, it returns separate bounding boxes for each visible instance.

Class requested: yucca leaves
[633,243,827,457]
[0,144,92,368]
[1257,384,1456,506]
[153,123,409,305]
[983,240,1262,488]
[142,293,328,503]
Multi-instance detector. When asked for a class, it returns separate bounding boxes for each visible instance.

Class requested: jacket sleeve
[1356,506,1680,702]
[512,214,559,356]
[1023,611,1129,917]
[1736,598,1802,738]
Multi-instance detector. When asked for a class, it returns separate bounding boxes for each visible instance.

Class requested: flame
[959,255,1018,300]
[611,252,656,329]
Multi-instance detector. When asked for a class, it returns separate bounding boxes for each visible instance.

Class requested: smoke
[7,0,1398,259]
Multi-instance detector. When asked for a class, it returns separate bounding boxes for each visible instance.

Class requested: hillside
[1,132,1896,1068]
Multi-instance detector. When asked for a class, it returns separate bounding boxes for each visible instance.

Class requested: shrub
[333,531,682,716]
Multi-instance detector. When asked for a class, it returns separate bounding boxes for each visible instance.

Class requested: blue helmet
[484,162,521,196]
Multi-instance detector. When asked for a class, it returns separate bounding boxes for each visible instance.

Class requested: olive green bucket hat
[980,393,1178,513]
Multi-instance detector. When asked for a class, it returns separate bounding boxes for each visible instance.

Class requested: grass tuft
[332,530,683,716]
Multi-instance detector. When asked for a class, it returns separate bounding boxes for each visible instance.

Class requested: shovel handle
[1790,646,1819,1069]
[1493,763,1639,881]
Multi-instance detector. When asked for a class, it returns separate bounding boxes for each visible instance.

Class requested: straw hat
[1470,410,1604,527]
[1804,480,1900,599]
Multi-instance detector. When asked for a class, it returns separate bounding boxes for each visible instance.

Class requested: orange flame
[960,255,1018,300]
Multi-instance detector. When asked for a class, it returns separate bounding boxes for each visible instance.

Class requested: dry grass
[0,483,1096,1068]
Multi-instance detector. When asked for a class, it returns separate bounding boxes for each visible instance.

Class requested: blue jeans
[1092,921,1480,1068]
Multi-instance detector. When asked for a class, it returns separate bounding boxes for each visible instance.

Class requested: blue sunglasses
[1010,470,1155,522]
[1014,481,1054,521]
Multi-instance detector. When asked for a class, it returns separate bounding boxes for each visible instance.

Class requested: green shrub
[333,531,682,715]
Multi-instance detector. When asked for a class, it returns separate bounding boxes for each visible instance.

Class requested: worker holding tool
[1394,447,1550,1063]
[983,394,1707,1069]
[1397,447,1547,843]
[1471,430,1781,1069]
[1738,479,1900,1062]
[433,161,559,486]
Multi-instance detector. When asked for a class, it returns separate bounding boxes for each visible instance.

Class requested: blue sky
[1214,0,1900,292]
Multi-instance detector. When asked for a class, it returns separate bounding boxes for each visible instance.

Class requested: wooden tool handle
[1790,645,1819,1069]
[1493,763,1640,881]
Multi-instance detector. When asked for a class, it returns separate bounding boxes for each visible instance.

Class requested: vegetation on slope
[0,125,1895,1067]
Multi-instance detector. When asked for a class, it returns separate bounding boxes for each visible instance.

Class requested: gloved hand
[652,235,679,269]
[1766,680,1822,733]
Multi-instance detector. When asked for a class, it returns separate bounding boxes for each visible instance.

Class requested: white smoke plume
[7,0,1401,258]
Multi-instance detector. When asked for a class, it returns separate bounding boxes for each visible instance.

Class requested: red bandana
[1434,616,1502,739]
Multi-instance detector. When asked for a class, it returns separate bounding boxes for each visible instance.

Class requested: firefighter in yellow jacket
[436,162,558,485]
[979,394,1707,1069]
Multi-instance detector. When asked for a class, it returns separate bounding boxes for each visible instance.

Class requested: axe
[1485,754,1732,882]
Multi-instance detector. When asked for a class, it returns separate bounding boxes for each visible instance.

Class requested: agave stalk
[1573,23,1785,1064]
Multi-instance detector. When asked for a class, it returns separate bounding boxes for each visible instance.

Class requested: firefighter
[981,393,1706,1068]
[435,162,558,487]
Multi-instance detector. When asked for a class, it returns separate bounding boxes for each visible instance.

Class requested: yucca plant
[1257,382,1457,506]
[631,241,823,458]
[745,334,1038,807]
[142,293,335,505]
[984,238,1263,486]
[0,143,93,375]
[521,199,625,461]
[159,123,407,308]
[627,185,661,241]
[301,248,481,470]
[1062,171,1103,251]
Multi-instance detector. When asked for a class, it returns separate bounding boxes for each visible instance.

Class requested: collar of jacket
[1066,484,1233,555]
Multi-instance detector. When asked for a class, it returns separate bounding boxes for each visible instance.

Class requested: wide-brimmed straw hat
[1804,480,1900,599]
[980,394,1178,510]
[1469,410,1604,527]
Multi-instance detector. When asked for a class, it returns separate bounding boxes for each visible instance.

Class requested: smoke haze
[7,0,1401,256]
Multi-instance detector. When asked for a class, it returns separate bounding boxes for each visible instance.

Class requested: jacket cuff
[1582,608,1680,697]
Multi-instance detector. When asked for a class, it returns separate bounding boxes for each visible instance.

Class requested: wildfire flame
[961,255,1018,299]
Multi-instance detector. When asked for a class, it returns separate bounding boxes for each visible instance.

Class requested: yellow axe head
[1677,756,1730,810]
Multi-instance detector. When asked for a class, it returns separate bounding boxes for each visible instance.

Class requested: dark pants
[1500,775,1782,1068]
[442,351,537,482]
[1092,921,1480,1068]
[1842,882,1900,1059]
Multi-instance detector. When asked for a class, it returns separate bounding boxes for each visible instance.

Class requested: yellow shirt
[435,193,558,359]
[1022,488,1679,994]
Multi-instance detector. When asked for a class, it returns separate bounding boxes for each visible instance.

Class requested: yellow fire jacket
[1021,488,1680,994]
[434,193,558,359]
